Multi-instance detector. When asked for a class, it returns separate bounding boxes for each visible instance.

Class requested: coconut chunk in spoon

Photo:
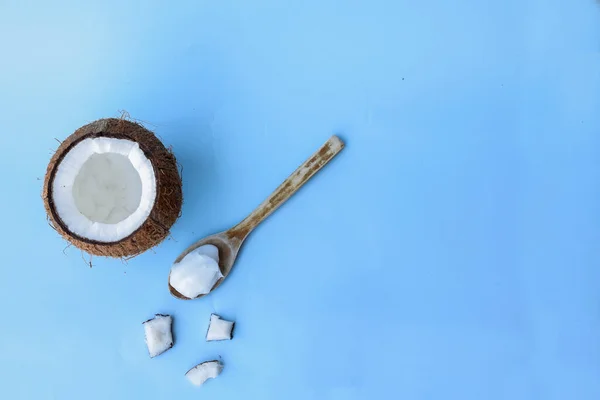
[169,245,222,298]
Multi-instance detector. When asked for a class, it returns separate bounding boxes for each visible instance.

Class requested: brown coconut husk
[42,118,183,258]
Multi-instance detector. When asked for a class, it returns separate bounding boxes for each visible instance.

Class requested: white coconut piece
[206,314,235,341]
[169,249,223,298]
[52,137,157,243]
[143,314,174,358]
[185,361,224,387]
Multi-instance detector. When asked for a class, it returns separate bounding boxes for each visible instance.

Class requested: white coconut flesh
[143,314,174,358]
[52,137,156,242]
[186,361,224,387]
[206,314,235,341]
[170,245,223,298]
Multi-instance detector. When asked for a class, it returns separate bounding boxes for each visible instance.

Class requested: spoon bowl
[169,135,344,300]
[169,229,246,300]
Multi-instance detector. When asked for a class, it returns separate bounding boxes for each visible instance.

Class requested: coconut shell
[42,118,183,258]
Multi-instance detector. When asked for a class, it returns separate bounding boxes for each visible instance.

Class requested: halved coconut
[43,118,183,258]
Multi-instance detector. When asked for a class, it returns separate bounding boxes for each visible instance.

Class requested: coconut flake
[169,246,223,298]
[206,314,235,341]
[143,314,174,358]
[185,361,224,387]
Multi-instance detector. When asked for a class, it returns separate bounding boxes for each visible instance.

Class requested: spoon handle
[232,135,344,238]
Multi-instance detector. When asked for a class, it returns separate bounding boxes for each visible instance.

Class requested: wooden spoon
[168,135,345,300]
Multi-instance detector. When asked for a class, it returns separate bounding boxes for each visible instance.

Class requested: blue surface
[1,1,599,399]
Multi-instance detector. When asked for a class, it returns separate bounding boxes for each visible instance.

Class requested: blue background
[1,1,599,399]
